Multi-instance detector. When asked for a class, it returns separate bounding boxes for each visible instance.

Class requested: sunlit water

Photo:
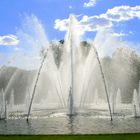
[0,109,140,134]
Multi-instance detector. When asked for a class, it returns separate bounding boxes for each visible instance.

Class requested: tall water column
[67,15,75,116]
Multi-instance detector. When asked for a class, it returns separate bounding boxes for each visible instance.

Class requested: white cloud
[100,5,140,22]
[54,5,140,33]
[69,5,73,9]
[0,35,19,46]
[84,0,96,8]
[54,19,69,31]
[54,15,112,33]
[129,31,133,34]
[80,15,113,31]
[112,32,126,37]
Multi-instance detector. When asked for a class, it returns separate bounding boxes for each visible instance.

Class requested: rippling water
[0,109,140,134]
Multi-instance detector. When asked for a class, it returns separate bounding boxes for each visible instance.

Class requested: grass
[0,134,140,140]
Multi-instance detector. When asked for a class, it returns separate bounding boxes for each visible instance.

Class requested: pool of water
[0,110,140,134]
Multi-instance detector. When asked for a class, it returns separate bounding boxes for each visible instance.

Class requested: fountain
[139,81,140,105]
[0,89,7,119]
[27,48,48,121]
[9,89,14,109]
[93,89,99,105]
[1,14,139,123]
[115,88,122,111]
[133,89,140,117]
[25,88,31,110]
[67,15,75,116]
[92,46,113,120]
[110,86,115,114]
[0,11,140,135]
[24,14,113,121]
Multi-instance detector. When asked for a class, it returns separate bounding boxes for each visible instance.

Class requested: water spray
[67,15,75,116]
[92,45,113,121]
[26,48,48,121]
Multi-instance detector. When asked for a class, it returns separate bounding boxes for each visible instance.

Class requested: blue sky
[0,0,140,68]
[0,0,140,40]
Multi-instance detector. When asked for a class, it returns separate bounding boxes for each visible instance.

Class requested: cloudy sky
[0,0,140,68]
